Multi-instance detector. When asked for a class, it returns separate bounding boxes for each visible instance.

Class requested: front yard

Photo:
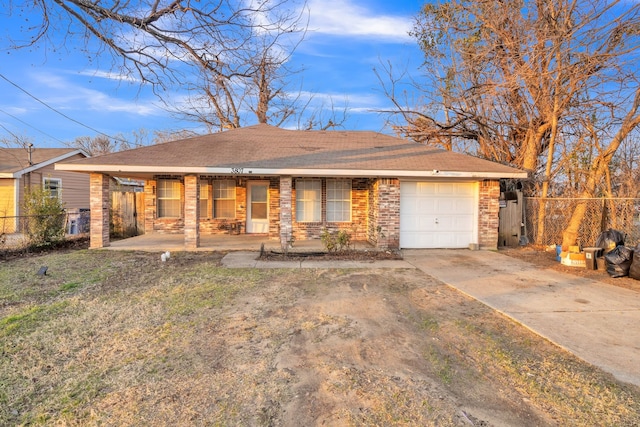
[1,249,639,426]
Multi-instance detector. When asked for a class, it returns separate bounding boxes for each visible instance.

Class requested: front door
[246,181,269,233]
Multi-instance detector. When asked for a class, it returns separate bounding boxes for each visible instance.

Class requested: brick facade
[131,174,501,252]
[368,178,400,249]
[279,176,293,247]
[478,179,500,250]
[144,179,156,234]
[183,175,200,249]
[89,173,110,248]
[286,178,369,242]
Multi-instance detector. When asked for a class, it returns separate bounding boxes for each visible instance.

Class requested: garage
[400,181,477,248]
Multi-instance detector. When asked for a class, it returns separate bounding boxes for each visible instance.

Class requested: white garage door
[400,181,477,248]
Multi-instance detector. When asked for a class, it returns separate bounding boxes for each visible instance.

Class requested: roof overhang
[55,163,528,180]
[10,149,88,178]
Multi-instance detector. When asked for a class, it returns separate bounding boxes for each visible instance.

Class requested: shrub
[320,228,352,253]
[21,186,66,247]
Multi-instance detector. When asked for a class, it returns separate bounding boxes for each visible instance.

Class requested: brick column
[374,178,400,250]
[184,175,200,249]
[89,173,110,248]
[478,180,500,250]
[279,176,293,248]
[144,179,156,234]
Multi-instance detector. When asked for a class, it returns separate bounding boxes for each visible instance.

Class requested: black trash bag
[629,244,640,281]
[596,229,625,254]
[604,245,634,278]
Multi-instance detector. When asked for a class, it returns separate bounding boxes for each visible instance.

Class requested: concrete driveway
[402,249,640,387]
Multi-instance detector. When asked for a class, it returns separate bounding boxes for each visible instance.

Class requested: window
[327,179,351,222]
[44,178,61,199]
[157,179,181,218]
[213,180,236,218]
[296,179,321,222]
[199,182,210,218]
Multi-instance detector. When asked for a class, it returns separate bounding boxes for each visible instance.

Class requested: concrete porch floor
[103,233,374,253]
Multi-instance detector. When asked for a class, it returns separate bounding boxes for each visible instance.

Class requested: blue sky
[0,0,426,148]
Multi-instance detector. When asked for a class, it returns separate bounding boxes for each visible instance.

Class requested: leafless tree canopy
[7,0,346,131]
[384,0,640,246]
[384,0,639,176]
[7,0,304,89]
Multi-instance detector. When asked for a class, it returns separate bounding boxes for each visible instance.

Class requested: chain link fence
[524,198,640,247]
[0,211,90,249]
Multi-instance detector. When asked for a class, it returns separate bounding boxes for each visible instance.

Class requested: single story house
[56,124,527,250]
[0,147,89,233]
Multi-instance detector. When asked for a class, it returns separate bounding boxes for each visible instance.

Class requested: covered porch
[87,173,398,252]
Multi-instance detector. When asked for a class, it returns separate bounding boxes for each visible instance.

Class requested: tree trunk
[562,87,640,248]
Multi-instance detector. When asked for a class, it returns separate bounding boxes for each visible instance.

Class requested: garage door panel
[452,215,475,231]
[435,199,459,214]
[417,200,437,214]
[436,182,455,194]
[455,199,475,213]
[400,181,476,249]
[416,182,436,195]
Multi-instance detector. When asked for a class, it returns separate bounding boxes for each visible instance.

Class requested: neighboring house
[56,124,527,250]
[0,148,89,234]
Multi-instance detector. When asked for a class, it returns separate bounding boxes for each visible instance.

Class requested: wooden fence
[111,191,145,238]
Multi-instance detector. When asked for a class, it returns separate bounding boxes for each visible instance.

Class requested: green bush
[21,186,66,247]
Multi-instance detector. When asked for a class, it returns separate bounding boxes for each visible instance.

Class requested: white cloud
[76,70,142,83]
[29,71,160,116]
[306,0,412,41]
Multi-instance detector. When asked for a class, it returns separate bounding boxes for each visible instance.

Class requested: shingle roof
[57,124,526,179]
[0,148,83,175]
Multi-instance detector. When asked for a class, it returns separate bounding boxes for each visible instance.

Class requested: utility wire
[0,123,21,140]
[0,107,67,144]
[0,72,130,143]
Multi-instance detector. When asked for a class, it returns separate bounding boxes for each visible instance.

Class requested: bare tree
[152,129,200,144]
[165,12,308,131]
[6,0,306,90]
[561,86,640,246]
[386,0,640,246]
[160,7,346,131]
[389,0,638,169]
[0,134,33,150]
[6,1,345,133]
[67,135,134,156]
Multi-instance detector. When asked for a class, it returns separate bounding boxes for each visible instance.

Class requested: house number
[231,167,243,173]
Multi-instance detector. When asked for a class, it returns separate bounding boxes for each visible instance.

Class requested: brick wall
[144,179,156,234]
[279,176,292,247]
[89,173,110,248]
[198,176,248,235]
[148,176,185,234]
[290,178,369,241]
[184,175,200,249]
[267,177,280,237]
[367,179,378,244]
[371,178,400,249]
[478,179,500,250]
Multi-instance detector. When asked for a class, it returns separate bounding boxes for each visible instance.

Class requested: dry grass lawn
[1,249,639,426]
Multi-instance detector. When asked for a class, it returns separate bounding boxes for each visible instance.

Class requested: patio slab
[102,233,329,252]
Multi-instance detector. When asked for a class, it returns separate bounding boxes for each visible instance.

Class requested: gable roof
[56,124,527,179]
[0,148,88,178]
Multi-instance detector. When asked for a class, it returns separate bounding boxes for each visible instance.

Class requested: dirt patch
[1,250,639,426]
[500,245,640,293]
